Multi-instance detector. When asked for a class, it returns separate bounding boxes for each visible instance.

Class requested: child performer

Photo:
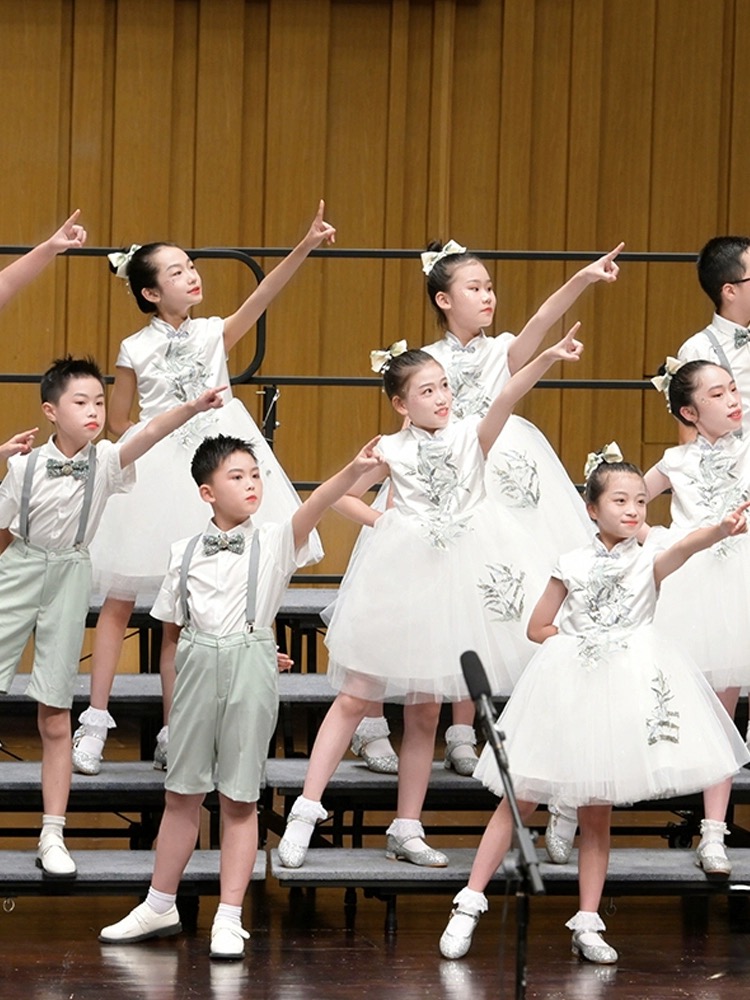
[646,358,750,877]
[439,451,749,964]
[0,356,224,878]
[678,237,750,435]
[351,239,622,778]
[74,203,335,776]
[99,432,382,959]
[278,329,583,870]
[0,209,86,310]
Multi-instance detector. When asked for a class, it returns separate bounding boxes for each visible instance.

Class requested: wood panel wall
[0,0,746,572]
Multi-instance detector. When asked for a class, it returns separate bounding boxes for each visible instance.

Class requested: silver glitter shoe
[351,719,399,774]
[696,839,732,879]
[545,803,576,864]
[571,930,618,965]
[278,799,327,868]
[385,833,448,867]
[71,725,104,776]
[443,725,479,777]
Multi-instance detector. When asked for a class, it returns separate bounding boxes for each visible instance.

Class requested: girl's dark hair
[584,461,644,505]
[381,348,441,400]
[664,359,725,426]
[424,240,484,328]
[109,242,180,314]
[191,434,257,486]
[41,355,105,403]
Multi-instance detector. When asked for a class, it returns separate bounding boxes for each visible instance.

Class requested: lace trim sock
[354,716,393,758]
[387,817,427,852]
[548,799,578,842]
[283,796,327,847]
[699,818,728,845]
[146,886,177,916]
[76,705,116,756]
[566,910,606,933]
[445,725,477,760]
[452,886,489,915]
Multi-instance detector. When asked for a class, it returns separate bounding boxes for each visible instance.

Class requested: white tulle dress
[423,331,594,570]
[90,315,321,604]
[653,432,750,690]
[325,416,546,703]
[474,535,749,807]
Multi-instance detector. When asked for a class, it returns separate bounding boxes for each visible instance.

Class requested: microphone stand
[475,694,545,1000]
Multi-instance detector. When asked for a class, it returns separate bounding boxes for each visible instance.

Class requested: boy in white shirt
[0,356,224,878]
[99,432,381,960]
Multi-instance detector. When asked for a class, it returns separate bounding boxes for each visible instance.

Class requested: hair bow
[583,441,624,482]
[420,239,467,276]
[107,244,142,280]
[650,356,685,411]
[370,339,408,374]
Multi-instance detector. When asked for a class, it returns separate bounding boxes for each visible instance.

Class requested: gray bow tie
[46,458,90,481]
[735,327,750,349]
[203,532,245,556]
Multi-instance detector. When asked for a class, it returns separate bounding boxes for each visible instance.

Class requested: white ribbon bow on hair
[370,340,408,374]
[107,244,142,280]
[583,441,624,482]
[650,356,685,411]
[420,239,467,276]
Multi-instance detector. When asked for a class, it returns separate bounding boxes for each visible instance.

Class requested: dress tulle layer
[474,626,749,807]
[325,501,546,703]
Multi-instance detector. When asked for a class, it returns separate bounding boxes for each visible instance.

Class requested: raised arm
[477,323,583,457]
[507,243,622,374]
[0,210,87,311]
[107,367,138,437]
[292,436,385,549]
[118,386,225,467]
[222,200,336,351]
[653,501,750,588]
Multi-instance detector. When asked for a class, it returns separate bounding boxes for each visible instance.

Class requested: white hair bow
[583,441,624,482]
[107,244,142,280]
[420,239,467,276]
[370,339,408,374]
[650,356,684,410]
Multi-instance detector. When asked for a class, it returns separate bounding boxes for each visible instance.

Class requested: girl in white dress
[646,358,750,878]
[439,453,749,965]
[352,239,622,779]
[277,328,583,870]
[72,203,335,775]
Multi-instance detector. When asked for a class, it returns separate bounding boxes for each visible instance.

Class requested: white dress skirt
[651,433,750,690]
[325,418,546,703]
[90,315,321,605]
[474,536,749,806]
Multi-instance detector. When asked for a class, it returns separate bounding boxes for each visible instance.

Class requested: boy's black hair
[40,355,105,404]
[191,434,257,486]
[697,236,750,310]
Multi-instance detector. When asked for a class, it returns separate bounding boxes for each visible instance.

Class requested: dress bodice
[657,433,750,530]
[422,331,515,418]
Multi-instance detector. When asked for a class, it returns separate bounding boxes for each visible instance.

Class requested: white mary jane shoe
[209,920,250,960]
[571,930,618,965]
[99,902,182,944]
[439,908,481,959]
[36,832,77,879]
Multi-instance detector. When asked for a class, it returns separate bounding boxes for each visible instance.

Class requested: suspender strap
[19,446,97,547]
[178,530,261,630]
[179,534,203,625]
[74,446,97,548]
[705,327,734,377]
[244,530,260,628]
[19,449,40,542]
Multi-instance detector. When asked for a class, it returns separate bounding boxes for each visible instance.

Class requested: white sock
[214,903,242,927]
[146,886,177,915]
[283,796,327,847]
[355,716,395,759]
[387,817,428,851]
[549,800,578,842]
[76,706,116,756]
[156,725,169,745]
[41,814,65,839]
[445,724,478,761]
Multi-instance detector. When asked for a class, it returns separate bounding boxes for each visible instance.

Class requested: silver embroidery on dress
[491,451,541,509]
[478,563,526,622]
[687,445,748,559]
[446,349,492,419]
[575,555,635,668]
[645,669,680,745]
[409,437,473,548]
[152,339,219,448]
